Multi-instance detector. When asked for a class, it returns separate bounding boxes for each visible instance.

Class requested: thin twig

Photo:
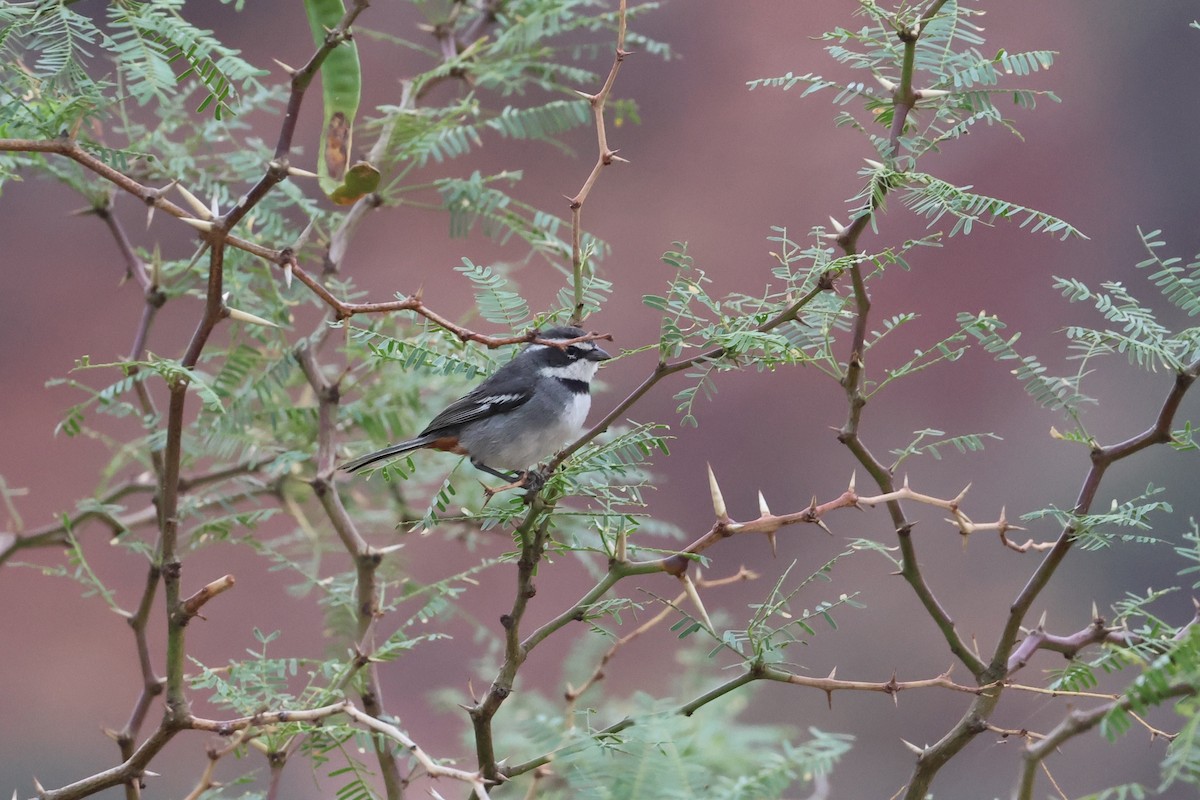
[567,0,629,325]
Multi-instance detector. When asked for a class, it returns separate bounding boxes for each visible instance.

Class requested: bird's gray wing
[418,364,533,434]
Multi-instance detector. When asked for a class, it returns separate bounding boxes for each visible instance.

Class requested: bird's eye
[566,345,583,358]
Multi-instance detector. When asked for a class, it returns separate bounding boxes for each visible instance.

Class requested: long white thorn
[227,307,278,328]
[175,183,212,219]
[707,463,728,521]
[292,217,318,250]
[180,217,215,232]
[680,572,715,634]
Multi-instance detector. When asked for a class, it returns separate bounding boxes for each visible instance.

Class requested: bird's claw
[482,470,549,506]
[522,469,546,495]
[481,469,545,506]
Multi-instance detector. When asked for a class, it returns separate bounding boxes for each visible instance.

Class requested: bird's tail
[340,436,434,473]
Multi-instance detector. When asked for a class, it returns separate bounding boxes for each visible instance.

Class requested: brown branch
[1007,617,1126,678]
[0,145,595,356]
[92,199,167,481]
[507,657,983,781]
[180,575,236,620]
[1007,599,1200,677]
[92,199,155,293]
[995,359,1200,679]
[820,0,989,709]
[152,216,233,733]
[567,0,630,325]
[38,724,180,800]
[639,469,1022,580]
[344,705,493,797]
[0,476,158,565]
[0,140,527,356]
[186,701,492,798]
[760,664,986,708]
[181,728,253,800]
[1013,683,1196,800]
[226,0,372,232]
[0,137,278,259]
[102,558,166,800]
[897,360,1200,800]
[470,514,554,781]
[813,6,1003,796]
[562,568,758,714]
[296,330,405,797]
[0,479,277,568]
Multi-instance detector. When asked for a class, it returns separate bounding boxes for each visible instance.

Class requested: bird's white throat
[538,359,600,384]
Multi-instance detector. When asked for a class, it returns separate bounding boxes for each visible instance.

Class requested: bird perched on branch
[341,326,612,493]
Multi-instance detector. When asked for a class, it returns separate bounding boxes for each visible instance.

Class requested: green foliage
[1057,278,1191,372]
[0,0,264,144]
[959,310,1095,421]
[889,428,1001,471]
[710,730,855,799]
[893,167,1083,239]
[722,552,864,665]
[1135,227,1200,317]
[488,98,592,139]
[1075,785,1148,800]
[1,2,103,93]
[1022,485,1172,551]
[432,170,609,268]
[491,687,851,800]
[748,0,1060,161]
[1161,708,1200,790]
[643,239,849,425]
[1174,520,1200,589]
[28,531,123,612]
[107,0,265,118]
[958,227,1200,464]
[455,258,531,327]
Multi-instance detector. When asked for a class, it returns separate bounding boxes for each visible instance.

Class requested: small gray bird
[341,326,611,490]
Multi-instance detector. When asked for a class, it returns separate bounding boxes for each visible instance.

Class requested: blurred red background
[4,2,1200,798]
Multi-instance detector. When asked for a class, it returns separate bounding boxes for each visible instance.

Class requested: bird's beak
[587,343,612,362]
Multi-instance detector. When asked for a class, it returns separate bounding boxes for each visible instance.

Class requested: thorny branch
[0,130,618,354]
[1008,600,1200,678]
[809,3,1200,797]
[464,1,638,781]
[829,0,986,692]
[475,464,1045,782]
[1013,683,1197,800]
[648,467,1037,580]
[567,0,630,325]
[6,0,554,796]
[502,661,990,781]
[296,333,405,799]
[563,568,759,716]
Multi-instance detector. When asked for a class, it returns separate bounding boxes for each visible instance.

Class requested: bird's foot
[481,469,545,505]
[521,469,546,495]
